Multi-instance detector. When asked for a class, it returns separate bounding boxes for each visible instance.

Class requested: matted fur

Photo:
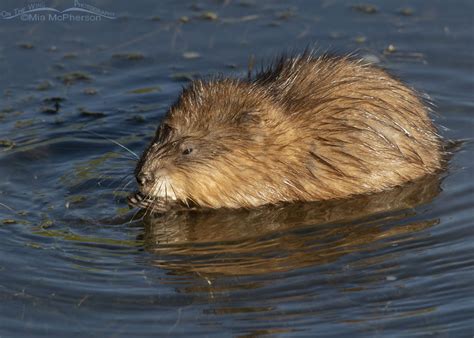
[133,53,444,210]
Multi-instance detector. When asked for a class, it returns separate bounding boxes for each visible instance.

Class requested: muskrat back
[130,53,444,210]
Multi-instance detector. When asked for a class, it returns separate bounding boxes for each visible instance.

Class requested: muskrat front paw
[127,192,170,213]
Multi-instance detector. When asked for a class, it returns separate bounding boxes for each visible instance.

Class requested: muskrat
[128,53,444,211]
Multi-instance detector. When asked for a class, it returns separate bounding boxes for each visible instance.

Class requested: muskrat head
[130,79,287,210]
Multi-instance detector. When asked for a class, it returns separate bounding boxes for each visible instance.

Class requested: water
[0,0,473,336]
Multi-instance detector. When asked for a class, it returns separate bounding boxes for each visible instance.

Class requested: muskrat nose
[137,172,154,186]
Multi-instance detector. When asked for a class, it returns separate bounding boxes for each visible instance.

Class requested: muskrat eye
[179,141,196,157]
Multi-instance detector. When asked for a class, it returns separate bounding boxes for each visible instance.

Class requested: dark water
[0,0,473,336]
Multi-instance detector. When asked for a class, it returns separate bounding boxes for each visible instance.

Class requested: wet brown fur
[134,53,444,210]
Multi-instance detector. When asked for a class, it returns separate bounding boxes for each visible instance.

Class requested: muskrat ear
[156,123,173,141]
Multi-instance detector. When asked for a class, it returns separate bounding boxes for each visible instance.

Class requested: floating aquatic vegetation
[276,9,296,20]
[58,71,92,85]
[182,51,201,59]
[36,80,53,91]
[112,53,145,61]
[200,11,218,21]
[41,97,65,114]
[398,7,415,16]
[79,108,106,118]
[127,86,161,94]
[63,53,78,59]
[384,44,397,54]
[179,16,190,23]
[352,4,378,14]
[17,42,34,49]
[83,88,98,95]
[354,35,367,44]
[14,119,34,128]
[0,139,15,151]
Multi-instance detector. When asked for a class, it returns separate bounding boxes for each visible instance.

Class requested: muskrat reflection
[142,174,442,276]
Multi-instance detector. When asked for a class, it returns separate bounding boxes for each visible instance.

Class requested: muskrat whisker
[108,151,137,162]
[146,196,157,217]
[140,190,154,217]
[169,183,178,203]
[105,178,121,188]
[143,203,150,218]
[84,130,139,160]
[113,178,134,202]
[118,178,134,194]
[155,180,164,200]
[150,198,158,216]
[183,198,190,208]
[0,202,15,213]
[111,173,133,192]
[128,208,143,224]
[97,173,111,186]
[97,171,130,187]
[184,194,199,208]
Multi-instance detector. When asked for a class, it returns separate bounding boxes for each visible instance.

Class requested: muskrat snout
[137,171,154,187]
